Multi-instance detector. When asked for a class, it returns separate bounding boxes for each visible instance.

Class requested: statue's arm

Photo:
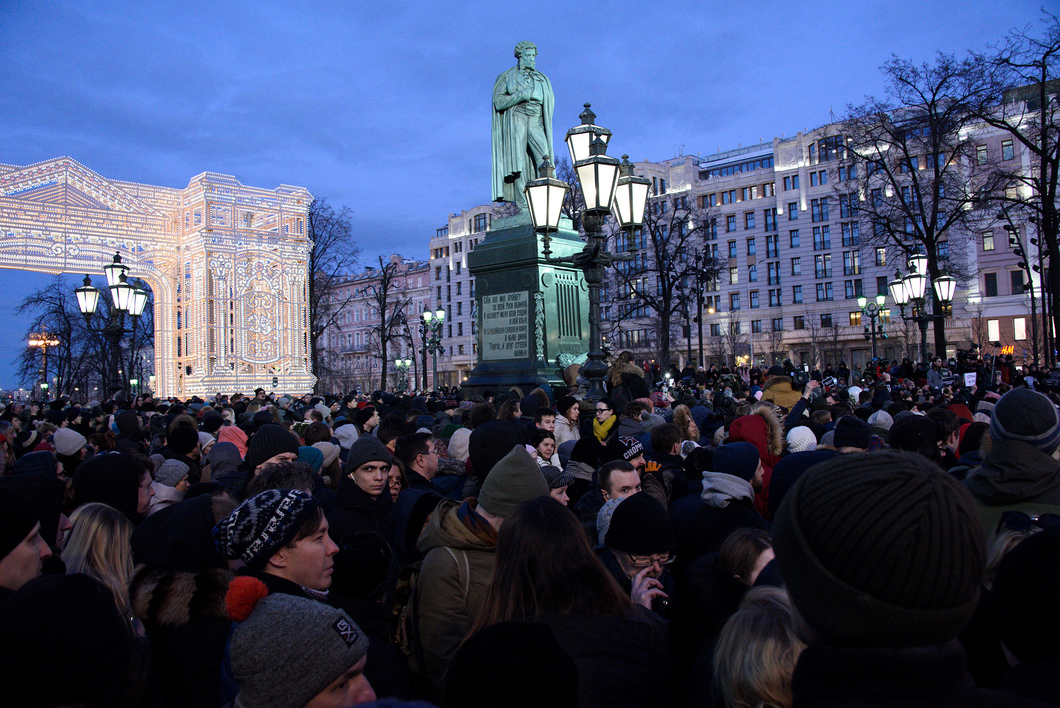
[493,73,527,112]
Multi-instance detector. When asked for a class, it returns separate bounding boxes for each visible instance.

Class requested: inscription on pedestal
[481,291,529,361]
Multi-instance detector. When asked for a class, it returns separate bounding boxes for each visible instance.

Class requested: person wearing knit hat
[198,431,216,458]
[605,434,647,472]
[785,425,818,454]
[148,458,190,516]
[676,442,770,563]
[832,415,871,451]
[964,387,1060,538]
[73,451,154,523]
[0,486,50,598]
[52,427,86,457]
[601,492,676,613]
[888,413,944,467]
[244,423,299,473]
[327,435,394,543]
[772,450,996,705]
[478,445,549,518]
[227,579,374,708]
[540,465,575,506]
[353,406,380,437]
[413,444,548,690]
[213,489,337,597]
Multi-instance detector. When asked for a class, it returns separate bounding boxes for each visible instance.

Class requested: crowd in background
[1,348,1060,707]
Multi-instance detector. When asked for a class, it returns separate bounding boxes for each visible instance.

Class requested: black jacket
[791,640,1041,707]
[327,474,395,543]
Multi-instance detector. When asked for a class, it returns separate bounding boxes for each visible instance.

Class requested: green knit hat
[773,450,984,646]
[478,445,549,517]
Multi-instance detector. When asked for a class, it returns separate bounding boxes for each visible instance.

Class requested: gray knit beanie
[343,435,393,476]
[155,458,190,488]
[230,588,369,708]
[773,450,984,646]
[212,489,320,568]
[478,445,549,517]
[990,388,1060,454]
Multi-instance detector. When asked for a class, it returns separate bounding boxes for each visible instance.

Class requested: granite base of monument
[462,214,589,396]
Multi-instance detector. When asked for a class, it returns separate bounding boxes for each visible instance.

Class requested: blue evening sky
[0,0,1045,389]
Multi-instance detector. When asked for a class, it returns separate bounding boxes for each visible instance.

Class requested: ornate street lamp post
[525,104,649,402]
[28,333,60,401]
[420,308,445,392]
[888,253,956,363]
[857,294,888,362]
[76,253,150,398]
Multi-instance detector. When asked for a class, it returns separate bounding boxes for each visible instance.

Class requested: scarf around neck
[700,472,755,508]
[458,498,498,545]
[593,414,617,442]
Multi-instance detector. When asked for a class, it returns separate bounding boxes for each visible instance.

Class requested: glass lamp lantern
[564,103,611,165]
[524,157,569,233]
[103,252,129,289]
[110,272,135,313]
[75,275,100,317]
[574,136,620,215]
[613,155,650,231]
[888,270,910,307]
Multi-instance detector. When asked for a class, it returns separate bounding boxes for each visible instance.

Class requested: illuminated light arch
[0,157,316,398]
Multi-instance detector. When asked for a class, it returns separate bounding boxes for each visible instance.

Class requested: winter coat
[790,640,1037,707]
[554,414,581,448]
[963,438,1060,539]
[147,481,184,516]
[131,566,232,708]
[540,607,671,708]
[414,497,498,689]
[727,404,783,515]
[761,375,802,411]
[677,473,770,566]
[326,473,395,543]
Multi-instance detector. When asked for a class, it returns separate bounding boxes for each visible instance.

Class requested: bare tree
[765,320,786,365]
[605,191,721,368]
[361,256,415,391]
[841,52,1005,357]
[826,317,845,369]
[555,157,583,233]
[970,13,1060,364]
[307,198,360,391]
[801,311,825,370]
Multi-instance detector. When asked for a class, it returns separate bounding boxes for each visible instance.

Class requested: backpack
[391,559,425,674]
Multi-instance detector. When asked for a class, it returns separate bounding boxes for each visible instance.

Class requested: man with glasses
[600,492,675,617]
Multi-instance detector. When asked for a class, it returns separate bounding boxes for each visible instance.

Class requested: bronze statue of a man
[491,41,555,211]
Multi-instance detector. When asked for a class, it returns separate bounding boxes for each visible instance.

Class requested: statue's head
[514,41,537,67]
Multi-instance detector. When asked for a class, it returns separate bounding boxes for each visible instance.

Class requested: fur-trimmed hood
[727,403,784,464]
[130,565,232,628]
[609,360,645,387]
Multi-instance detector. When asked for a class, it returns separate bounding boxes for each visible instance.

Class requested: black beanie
[773,450,984,646]
[832,415,871,450]
[244,424,299,470]
[888,414,942,456]
[168,424,200,456]
[990,526,1060,663]
[0,486,39,559]
[202,412,225,435]
[353,406,376,427]
[604,492,676,555]
[0,574,130,706]
[555,396,578,419]
[72,452,144,522]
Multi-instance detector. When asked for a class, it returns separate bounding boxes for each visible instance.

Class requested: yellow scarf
[593,414,617,442]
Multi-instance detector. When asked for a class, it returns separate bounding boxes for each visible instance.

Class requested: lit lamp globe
[933,273,957,304]
[110,272,135,313]
[129,285,149,318]
[564,103,611,165]
[613,155,650,231]
[75,275,101,318]
[888,270,910,307]
[574,136,620,215]
[103,252,129,289]
[524,157,569,233]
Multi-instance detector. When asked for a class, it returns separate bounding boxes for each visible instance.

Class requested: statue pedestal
[464,216,589,395]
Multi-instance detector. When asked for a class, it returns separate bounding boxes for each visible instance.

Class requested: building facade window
[811,198,829,223]
[749,265,758,282]
[730,267,739,284]
[771,317,783,331]
[727,215,737,232]
[769,288,782,307]
[821,313,833,328]
[875,247,886,266]
[730,292,741,310]
[750,291,760,309]
[728,240,738,258]
[983,231,994,251]
[745,212,756,230]
[793,315,805,330]
[813,226,831,250]
[747,237,756,255]
[984,273,998,297]
[766,234,779,257]
[764,208,778,232]
[789,229,800,248]
[988,319,1000,341]
[791,257,801,276]
[788,202,799,220]
[793,285,803,304]
[751,319,762,333]
[1015,317,1026,340]
[1002,140,1014,161]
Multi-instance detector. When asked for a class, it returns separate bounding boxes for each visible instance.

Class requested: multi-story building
[427,204,501,387]
[316,255,430,393]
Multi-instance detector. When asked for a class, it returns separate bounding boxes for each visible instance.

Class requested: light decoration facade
[0,157,315,398]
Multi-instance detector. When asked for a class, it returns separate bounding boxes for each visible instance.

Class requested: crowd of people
[1,351,1059,707]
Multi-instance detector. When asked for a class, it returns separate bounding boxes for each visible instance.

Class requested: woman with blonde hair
[712,587,805,708]
[64,502,138,631]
